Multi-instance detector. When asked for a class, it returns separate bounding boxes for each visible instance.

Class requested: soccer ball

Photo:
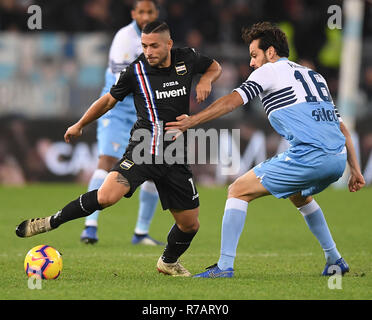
[24,245,63,280]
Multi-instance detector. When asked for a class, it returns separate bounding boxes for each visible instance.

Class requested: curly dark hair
[242,22,289,58]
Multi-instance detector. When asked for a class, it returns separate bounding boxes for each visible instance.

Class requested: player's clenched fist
[195,79,212,103]
[64,123,83,143]
[348,171,365,192]
[165,114,194,140]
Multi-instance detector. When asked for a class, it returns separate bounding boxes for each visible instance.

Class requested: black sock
[162,224,197,263]
[50,190,102,228]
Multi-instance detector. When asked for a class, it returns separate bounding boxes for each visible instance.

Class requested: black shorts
[111,155,199,211]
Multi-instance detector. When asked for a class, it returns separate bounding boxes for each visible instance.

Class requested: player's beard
[261,54,270,66]
[148,52,170,68]
[254,55,269,70]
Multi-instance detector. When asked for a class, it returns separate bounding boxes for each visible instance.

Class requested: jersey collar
[131,20,142,37]
[276,57,288,62]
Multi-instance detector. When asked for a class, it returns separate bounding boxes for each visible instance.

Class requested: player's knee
[141,180,158,195]
[191,219,200,233]
[227,182,235,197]
[290,194,313,208]
[97,189,120,208]
[178,217,200,233]
[227,178,246,199]
[181,220,199,233]
[228,173,268,202]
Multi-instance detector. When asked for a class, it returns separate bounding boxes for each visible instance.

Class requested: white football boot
[16,217,53,237]
[157,256,192,277]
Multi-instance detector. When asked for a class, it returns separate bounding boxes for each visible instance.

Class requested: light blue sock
[134,181,159,235]
[298,200,341,264]
[84,169,108,227]
[217,198,248,270]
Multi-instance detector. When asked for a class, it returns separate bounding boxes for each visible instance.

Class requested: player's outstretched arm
[64,93,117,143]
[339,121,365,192]
[195,60,222,103]
[165,91,243,138]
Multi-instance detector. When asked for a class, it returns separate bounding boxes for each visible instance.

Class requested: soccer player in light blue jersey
[166,22,365,277]
[80,0,163,246]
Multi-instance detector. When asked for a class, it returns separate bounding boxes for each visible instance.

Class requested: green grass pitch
[0,183,371,300]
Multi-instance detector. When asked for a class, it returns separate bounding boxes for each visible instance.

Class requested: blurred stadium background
[1,0,372,187]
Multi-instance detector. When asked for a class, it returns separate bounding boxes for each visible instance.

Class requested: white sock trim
[91,169,108,180]
[225,198,248,212]
[85,219,98,227]
[324,244,336,252]
[134,228,148,235]
[298,199,320,216]
[141,180,158,195]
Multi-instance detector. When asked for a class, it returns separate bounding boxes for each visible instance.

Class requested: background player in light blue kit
[166,22,366,277]
[80,0,163,245]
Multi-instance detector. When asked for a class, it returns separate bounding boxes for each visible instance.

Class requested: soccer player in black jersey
[15,21,222,277]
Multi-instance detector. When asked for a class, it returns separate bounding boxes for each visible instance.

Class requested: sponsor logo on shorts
[120,159,134,170]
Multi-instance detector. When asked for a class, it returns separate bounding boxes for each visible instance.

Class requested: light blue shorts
[97,70,137,158]
[253,145,347,199]
[97,113,136,158]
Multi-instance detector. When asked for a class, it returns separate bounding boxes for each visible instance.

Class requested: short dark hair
[133,0,158,10]
[242,22,289,58]
[142,20,169,34]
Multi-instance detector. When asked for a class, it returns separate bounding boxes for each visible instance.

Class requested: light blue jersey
[235,58,345,153]
[234,58,347,198]
[98,20,142,158]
